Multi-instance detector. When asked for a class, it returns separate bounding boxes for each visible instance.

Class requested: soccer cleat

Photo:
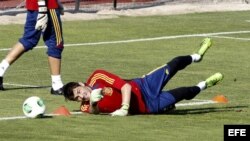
[50,88,63,95]
[196,38,212,59]
[205,72,224,88]
[0,77,4,91]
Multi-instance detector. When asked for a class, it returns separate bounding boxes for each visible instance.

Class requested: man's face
[72,86,92,102]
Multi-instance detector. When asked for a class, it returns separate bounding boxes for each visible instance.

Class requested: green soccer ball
[22,96,46,118]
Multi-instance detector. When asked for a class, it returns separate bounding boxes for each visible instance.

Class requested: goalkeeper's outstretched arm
[110,83,131,116]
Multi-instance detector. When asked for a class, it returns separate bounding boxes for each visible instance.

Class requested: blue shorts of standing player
[20,9,63,59]
[0,1,64,95]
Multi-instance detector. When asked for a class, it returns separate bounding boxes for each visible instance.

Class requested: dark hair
[62,82,80,101]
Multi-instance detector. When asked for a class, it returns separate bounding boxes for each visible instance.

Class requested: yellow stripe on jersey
[89,73,115,86]
[50,9,62,46]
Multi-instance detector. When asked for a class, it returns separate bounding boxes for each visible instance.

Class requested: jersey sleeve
[26,0,59,10]
[86,69,127,90]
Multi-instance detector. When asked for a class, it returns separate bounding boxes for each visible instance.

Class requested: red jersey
[80,69,149,114]
[26,0,58,10]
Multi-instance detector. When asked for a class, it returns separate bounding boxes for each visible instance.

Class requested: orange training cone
[212,95,228,103]
[53,105,71,116]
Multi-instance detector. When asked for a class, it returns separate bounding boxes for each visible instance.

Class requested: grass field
[0,11,249,141]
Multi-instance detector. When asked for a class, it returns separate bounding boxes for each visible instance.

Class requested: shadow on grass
[40,115,53,119]
[72,106,248,116]
[2,86,51,91]
[163,106,248,115]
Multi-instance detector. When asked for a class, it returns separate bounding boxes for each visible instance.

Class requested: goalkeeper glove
[110,103,129,116]
[35,0,48,32]
[90,88,103,103]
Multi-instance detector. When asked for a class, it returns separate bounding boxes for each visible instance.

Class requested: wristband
[38,1,47,13]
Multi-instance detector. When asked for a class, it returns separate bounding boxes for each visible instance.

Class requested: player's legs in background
[48,56,63,95]
[45,9,64,95]
[0,43,26,90]
[3,42,25,64]
[0,10,41,91]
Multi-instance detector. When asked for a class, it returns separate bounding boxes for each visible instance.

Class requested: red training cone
[53,105,71,116]
[212,95,228,103]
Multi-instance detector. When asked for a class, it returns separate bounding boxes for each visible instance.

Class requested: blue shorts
[19,9,64,59]
[133,64,176,113]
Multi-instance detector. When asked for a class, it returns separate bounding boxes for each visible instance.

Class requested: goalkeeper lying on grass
[63,38,224,116]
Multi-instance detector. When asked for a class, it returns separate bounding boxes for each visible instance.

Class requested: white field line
[3,83,41,88]
[0,112,82,121]
[0,99,218,121]
[209,35,250,41]
[1,30,250,51]
[176,100,217,107]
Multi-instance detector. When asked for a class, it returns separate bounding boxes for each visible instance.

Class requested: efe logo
[224,125,249,141]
